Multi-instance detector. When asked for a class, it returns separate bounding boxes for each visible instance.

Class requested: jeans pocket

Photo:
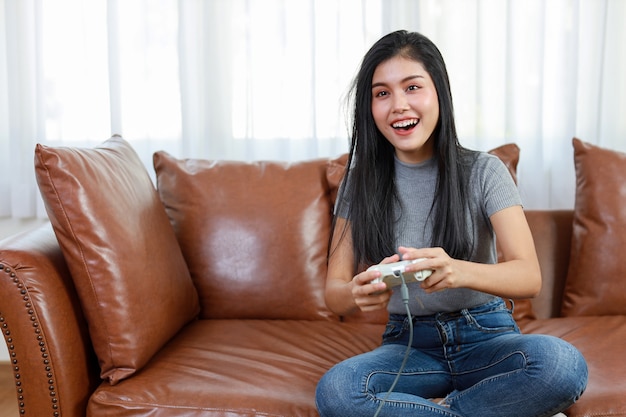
[466,309,519,334]
[381,317,406,344]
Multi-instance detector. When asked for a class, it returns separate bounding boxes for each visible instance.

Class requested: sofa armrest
[0,224,100,417]
[524,210,574,319]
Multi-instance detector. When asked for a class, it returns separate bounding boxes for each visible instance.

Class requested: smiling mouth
[392,118,419,130]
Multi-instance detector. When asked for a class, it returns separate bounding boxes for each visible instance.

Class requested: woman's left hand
[397,206,542,299]
[397,246,463,293]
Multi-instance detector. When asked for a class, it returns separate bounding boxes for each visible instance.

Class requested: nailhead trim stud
[1,263,59,416]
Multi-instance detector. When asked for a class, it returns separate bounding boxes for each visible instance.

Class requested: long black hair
[333,30,477,273]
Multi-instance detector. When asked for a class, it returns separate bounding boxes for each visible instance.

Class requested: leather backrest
[524,210,574,319]
[154,151,338,321]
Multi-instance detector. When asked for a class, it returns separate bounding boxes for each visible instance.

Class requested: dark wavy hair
[333,30,477,272]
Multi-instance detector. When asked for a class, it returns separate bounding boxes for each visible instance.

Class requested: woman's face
[371,55,439,164]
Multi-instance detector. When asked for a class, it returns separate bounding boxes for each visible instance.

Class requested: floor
[0,363,18,417]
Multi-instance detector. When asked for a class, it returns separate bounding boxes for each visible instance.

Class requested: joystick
[367,258,432,288]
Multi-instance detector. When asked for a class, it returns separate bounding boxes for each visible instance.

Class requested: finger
[353,273,385,295]
[420,275,439,290]
[380,253,401,264]
[420,275,450,294]
[398,246,430,261]
[357,291,391,310]
[397,246,415,257]
[399,246,444,261]
[363,281,388,296]
[359,302,388,312]
[355,270,380,285]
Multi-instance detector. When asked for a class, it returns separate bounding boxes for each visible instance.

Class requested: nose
[392,93,409,113]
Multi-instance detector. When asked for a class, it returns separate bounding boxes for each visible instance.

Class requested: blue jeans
[316,298,587,417]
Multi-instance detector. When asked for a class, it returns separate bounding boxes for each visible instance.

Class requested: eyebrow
[371,74,425,89]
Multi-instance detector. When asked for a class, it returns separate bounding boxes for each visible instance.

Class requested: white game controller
[367,258,432,288]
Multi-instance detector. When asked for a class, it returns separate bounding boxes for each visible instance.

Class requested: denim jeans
[316,298,587,417]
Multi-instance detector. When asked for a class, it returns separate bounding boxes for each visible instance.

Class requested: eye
[373,90,388,98]
[407,84,420,92]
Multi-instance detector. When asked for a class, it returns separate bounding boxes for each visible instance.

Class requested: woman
[315,30,587,417]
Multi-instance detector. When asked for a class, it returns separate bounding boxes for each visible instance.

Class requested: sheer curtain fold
[178,0,235,159]
[0,0,624,222]
[393,0,625,209]
[1,0,42,218]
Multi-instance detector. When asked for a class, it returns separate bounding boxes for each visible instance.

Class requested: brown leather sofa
[1,136,624,417]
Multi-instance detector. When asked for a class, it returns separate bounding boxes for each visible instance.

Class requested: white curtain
[0,0,624,221]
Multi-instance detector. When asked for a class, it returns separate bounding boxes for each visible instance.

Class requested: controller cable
[373,274,414,417]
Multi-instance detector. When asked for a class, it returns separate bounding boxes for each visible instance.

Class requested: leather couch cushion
[562,138,626,316]
[326,143,536,324]
[154,152,336,320]
[88,319,384,415]
[34,136,200,385]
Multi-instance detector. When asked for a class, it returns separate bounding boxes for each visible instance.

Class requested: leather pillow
[562,138,626,316]
[488,143,520,185]
[326,143,536,323]
[35,136,200,385]
[153,151,336,321]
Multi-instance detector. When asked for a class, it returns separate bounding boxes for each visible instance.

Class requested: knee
[533,336,588,398]
[315,371,334,416]
[560,340,588,398]
[316,366,353,417]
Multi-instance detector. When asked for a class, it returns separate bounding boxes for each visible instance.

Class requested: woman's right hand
[351,254,400,312]
[325,218,400,316]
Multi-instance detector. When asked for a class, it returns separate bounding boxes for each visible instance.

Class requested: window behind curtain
[0,0,624,221]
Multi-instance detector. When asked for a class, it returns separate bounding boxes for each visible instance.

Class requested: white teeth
[392,119,418,128]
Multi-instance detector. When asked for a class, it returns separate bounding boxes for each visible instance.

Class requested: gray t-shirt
[337,152,522,316]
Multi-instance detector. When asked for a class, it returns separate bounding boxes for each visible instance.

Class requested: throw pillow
[488,143,519,185]
[561,138,626,316]
[153,151,336,321]
[35,136,200,385]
